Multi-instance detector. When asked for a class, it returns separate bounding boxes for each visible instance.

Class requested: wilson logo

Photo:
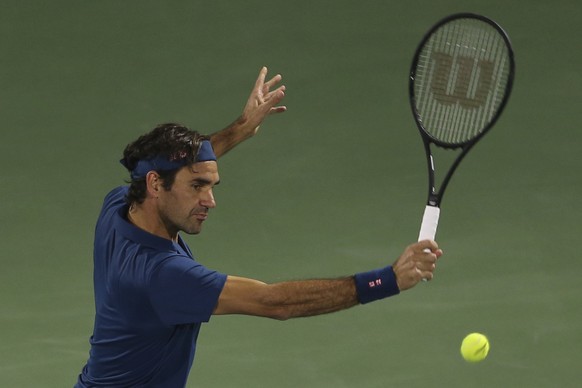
[430,52,494,109]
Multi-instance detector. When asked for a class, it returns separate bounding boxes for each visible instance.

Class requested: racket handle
[418,205,440,241]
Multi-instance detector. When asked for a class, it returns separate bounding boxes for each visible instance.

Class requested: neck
[127,203,178,242]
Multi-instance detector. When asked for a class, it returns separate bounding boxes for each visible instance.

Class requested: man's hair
[121,123,208,205]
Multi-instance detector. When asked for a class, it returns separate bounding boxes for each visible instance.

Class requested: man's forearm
[264,278,359,320]
[209,116,254,158]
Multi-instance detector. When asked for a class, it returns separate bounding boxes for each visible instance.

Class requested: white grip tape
[418,205,440,241]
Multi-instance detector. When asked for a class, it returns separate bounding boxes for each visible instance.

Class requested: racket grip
[418,205,440,241]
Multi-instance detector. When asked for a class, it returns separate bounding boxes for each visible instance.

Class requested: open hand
[240,66,287,136]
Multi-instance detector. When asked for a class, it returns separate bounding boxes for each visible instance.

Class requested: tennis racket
[410,13,515,242]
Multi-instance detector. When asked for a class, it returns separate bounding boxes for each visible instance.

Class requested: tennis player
[75,67,443,387]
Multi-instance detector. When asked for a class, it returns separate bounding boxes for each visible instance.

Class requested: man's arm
[214,240,443,320]
[210,66,286,158]
[214,276,358,320]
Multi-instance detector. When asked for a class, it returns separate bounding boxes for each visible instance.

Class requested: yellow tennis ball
[460,333,490,362]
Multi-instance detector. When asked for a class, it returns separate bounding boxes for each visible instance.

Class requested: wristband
[354,266,400,304]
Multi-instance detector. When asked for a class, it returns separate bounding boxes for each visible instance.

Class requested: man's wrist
[209,117,255,158]
[353,266,400,304]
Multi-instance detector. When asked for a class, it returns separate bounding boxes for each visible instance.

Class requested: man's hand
[240,66,286,136]
[392,240,443,291]
[210,67,286,158]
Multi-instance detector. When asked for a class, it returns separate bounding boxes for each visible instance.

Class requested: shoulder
[148,254,227,324]
[103,186,129,206]
[152,254,208,276]
[101,185,129,216]
[150,254,226,287]
[95,186,129,232]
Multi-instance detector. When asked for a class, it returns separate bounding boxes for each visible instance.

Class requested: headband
[121,140,217,180]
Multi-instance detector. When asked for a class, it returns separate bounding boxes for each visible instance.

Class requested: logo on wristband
[368,279,382,288]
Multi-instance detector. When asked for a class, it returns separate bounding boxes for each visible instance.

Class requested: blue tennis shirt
[76,186,227,387]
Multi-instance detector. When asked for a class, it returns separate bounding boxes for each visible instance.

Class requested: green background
[1,0,580,387]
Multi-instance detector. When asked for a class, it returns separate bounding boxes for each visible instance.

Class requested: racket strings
[413,18,511,145]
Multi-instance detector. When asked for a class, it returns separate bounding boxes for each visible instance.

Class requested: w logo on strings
[430,52,494,109]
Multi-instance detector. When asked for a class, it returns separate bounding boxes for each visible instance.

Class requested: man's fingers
[266,86,286,101]
[415,239,440,253]
[264,74,283,91]
[254,66,268,90]
[269,106,287,114]
[395,240,443,289]
[419,251,438,271]
[414,266,434,281]
[269,84,286,95]
[414,248,438,283]
[255,67,284,96]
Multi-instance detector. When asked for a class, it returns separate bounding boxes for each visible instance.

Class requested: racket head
[409,13,515,149]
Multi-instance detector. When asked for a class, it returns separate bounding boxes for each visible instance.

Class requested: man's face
[157,161,220,236]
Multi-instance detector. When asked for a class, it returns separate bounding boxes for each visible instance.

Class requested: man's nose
[200,189,216,209]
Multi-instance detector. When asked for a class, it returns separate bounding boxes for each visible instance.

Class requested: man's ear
[145,171,162,199]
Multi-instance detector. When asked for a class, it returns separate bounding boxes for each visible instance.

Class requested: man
[75,67,442,387]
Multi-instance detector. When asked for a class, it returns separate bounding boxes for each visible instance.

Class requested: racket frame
[409,12,515,208]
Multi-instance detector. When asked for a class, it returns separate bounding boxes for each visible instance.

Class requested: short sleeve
[148,256,227,326]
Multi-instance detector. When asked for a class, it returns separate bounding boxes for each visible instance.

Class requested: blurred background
[1,0,580,386]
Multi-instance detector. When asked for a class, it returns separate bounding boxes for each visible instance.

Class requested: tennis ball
[460,333,489,362]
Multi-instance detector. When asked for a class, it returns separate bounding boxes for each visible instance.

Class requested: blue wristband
[354,266,400,304]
